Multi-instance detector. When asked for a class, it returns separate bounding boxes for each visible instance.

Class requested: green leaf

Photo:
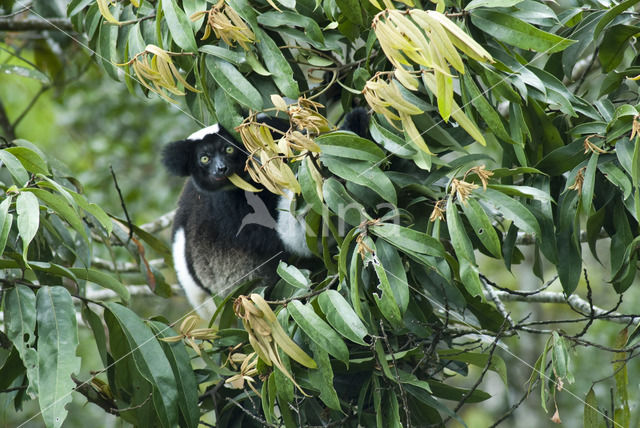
[0,64,50,83]
[0,197,13,256]
[70,191,113,235]
[584,387,599,428]
[149,321,200,428]
[471,10,576,53]
[369,117,416,157]
[6,146,49,176]
[459,258,484,298]
[254,29,299,98]
[438,349,508,385]
[97,7,120,80]
[277,261,310,289]
[69,268,130,303]
[288,300,349,363]
[613,328,630,426]
[0,149,29,184]
[317,290,370,345]
[257,11,325,43]
[298,158,323,214]
[316,132,386,162]
[462,198,502,258]
[161,0,198,52]
[461,73,512,143]
[323,177,366,226]
[321,155,397,204]
[4,284,39,398]
[372,223,446,257]
[105,303,179,428]
[599,25,640,72]
[25,189,88,242]
[82,305,108,367]
[593,0,640,40]
[36,286,81,428]
[551,331,568,379]
[475,188,541,236]
[486,184,553,202]
[16,191,40,263]
[446,199,475,263]
[465,0,523,9]
[581,153,598,217]
[198,45,246,66]
[205,56,263,111]
[376,239,409,314]
[308,341,341,410]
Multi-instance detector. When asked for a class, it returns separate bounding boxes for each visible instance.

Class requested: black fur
[164,109,370,316]
[340,107,369,138]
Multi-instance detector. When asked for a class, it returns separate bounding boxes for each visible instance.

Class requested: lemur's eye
[225,146,234,154]
[200,155,210,164]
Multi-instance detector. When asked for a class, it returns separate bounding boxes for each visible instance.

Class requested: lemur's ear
[162,139,193,176]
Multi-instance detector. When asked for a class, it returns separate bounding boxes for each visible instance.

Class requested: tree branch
[495,291,639,325]
[0,17,73,32]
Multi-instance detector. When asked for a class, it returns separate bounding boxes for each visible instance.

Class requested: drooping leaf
[36,286,81,428]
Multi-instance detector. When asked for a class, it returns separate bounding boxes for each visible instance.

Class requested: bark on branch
[0,17,73,32]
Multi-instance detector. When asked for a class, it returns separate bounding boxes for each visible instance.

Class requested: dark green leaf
[308,341,341,410]
[323,177,366,226]
[438,349,507,385]
[161,0,198,52]
[205,56,263,111]
[198,45,246,66]
[462,198,501,258]
[475,188,540,236]
[446,200,475,263]
[321,155,397,204]
[372,223,445,257]
[471,10,576,53]
[376,239,409,314]
[149,321,200,428]
[105,302,179,428]
[4,284,39,397]
[70,268,130,303]
[36,286,81,428]
[599,25,640,72]
[584,387,600,428]
[317,290,369,345]
[593,0,640,40]
[316,132,386,162]
[277,261,310,289]
[287,300,349,363]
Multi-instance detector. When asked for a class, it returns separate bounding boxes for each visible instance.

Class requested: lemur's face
[191,130,245,192]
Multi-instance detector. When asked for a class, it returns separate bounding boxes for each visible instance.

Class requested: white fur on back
[187,124,220,141]
[277,195,312,258]
[172,227,217,319]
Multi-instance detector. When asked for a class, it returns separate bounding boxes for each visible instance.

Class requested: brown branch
[71,375,119,416]
[0,17,73,32]
[110,166,133,242]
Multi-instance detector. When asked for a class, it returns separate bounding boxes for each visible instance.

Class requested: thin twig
[110,165,133,242]
[225,397,278,428]
[379,320,411,428]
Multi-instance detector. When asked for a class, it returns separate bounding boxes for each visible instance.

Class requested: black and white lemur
[162,109,368,319]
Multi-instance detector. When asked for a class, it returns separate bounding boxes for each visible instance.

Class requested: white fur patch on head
[187,124,221,141]
[172,227,217,320]
[277,193,312,258]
